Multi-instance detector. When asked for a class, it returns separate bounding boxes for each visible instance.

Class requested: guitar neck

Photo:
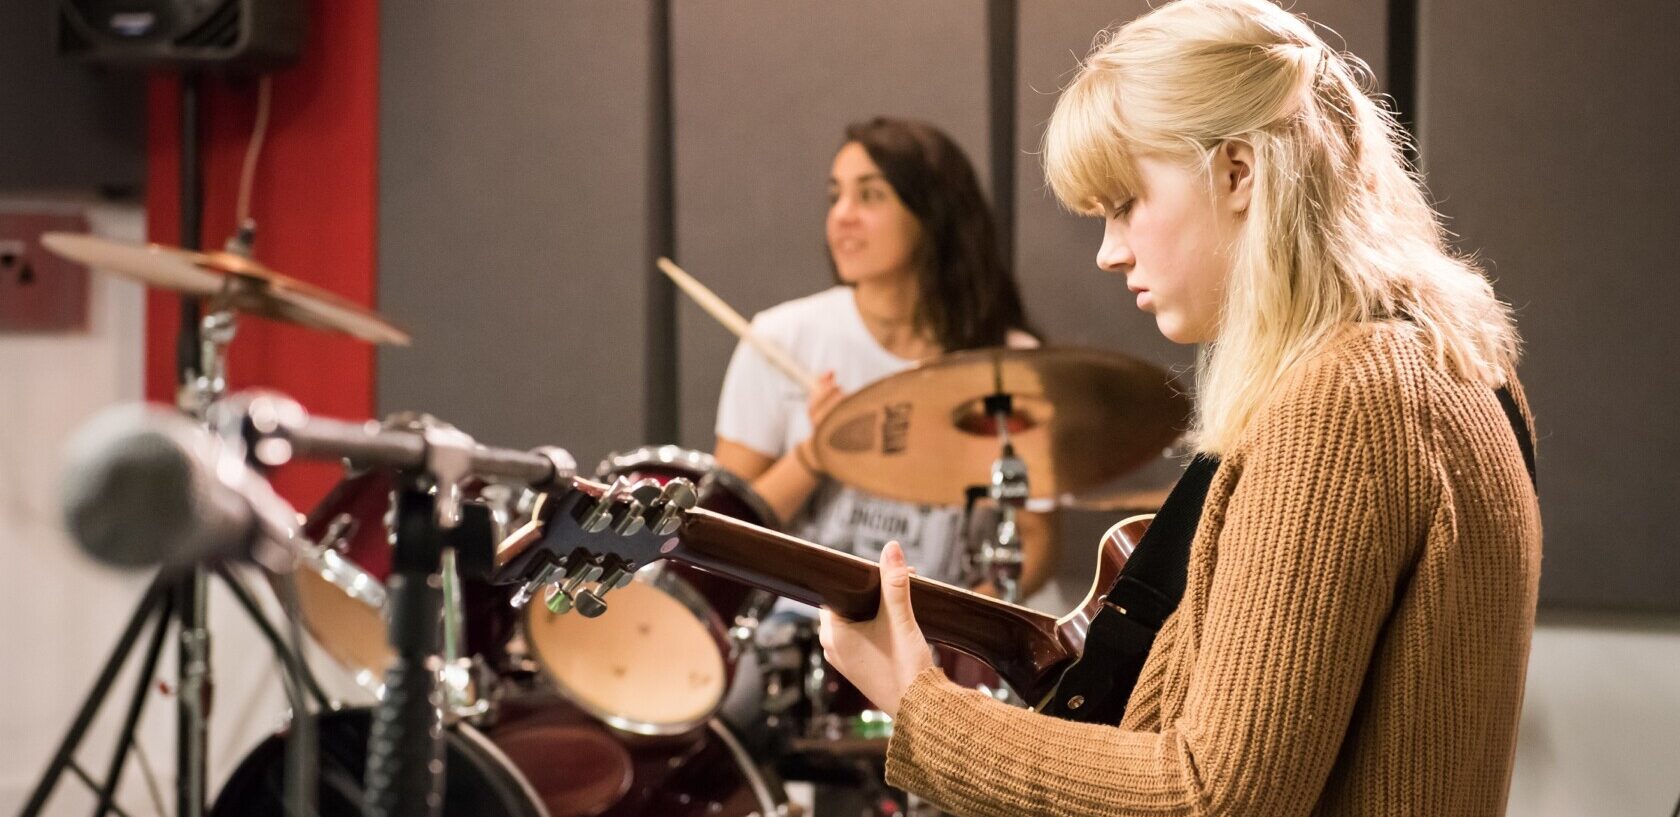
[670,508,1074,702]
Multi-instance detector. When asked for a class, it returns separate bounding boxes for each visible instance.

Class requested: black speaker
[55,0,305,71]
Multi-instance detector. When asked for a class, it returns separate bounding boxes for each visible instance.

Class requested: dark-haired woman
[713,116,1055,598]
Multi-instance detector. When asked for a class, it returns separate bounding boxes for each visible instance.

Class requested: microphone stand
[359,423,473,817]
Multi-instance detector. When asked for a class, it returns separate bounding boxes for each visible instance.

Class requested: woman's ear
[1218,140,1255,215]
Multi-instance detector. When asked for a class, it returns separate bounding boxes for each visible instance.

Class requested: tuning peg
[612,499,646,536]
[578,476,630,534]
[649,478,698,535]
[511,562,565,609]
[573,588,608,618]
[544,563,603,616]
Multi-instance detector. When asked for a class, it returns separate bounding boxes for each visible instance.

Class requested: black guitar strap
[1040,385,1535,726]
[1493,386,1538,488]
[1037,454,1217,724]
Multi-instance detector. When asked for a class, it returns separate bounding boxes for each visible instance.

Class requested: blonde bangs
[1044,71,1142,214]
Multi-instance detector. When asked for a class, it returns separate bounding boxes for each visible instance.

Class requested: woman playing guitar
[818,2,1542,815]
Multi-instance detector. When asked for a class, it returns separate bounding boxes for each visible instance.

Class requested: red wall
[144,0,380,509]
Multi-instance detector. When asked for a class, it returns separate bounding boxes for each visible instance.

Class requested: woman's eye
[1111,199,1135,220]
[860,188,882,203]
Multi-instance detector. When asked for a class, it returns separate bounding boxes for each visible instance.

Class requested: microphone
[59,405,302,573]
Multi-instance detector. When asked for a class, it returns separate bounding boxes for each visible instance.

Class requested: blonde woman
[817,1,1542,815]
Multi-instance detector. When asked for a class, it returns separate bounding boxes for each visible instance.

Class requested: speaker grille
[174,0,241,49]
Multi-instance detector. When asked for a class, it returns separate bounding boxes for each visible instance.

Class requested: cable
[234,75,274,233]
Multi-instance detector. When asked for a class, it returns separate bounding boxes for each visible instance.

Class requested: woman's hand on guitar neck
[817,540,936,719]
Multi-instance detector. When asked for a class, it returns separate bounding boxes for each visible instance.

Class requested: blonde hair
[1045,0,1518,454]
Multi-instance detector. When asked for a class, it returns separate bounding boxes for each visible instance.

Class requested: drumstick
[657,257,821,393]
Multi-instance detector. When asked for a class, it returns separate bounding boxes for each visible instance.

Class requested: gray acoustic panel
[1015,1,1389,612]
[1420,0,1680,611]
[378,3,653,468]
[0,0,143,193]
[671,1,991,451]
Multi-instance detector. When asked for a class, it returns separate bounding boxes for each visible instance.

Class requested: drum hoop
[452,719,555,817]
[298,544,389,612]
[525,561,727,737]
[596,445,783,532]
[707,719,788,815]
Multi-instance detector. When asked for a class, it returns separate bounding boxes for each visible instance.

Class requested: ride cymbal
[811,347,1189,505]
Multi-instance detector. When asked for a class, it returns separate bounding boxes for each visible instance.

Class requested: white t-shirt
[715,286,1035,583]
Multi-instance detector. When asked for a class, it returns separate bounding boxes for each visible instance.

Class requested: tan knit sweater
[885,322,1542,816]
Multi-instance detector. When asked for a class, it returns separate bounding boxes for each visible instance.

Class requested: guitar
[492,474,1154,707]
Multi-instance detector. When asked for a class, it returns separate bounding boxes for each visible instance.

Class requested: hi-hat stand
[22,73,322,817]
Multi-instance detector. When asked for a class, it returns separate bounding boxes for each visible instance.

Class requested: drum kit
[32,234,1189,817]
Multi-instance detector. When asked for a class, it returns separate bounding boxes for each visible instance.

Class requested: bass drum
[210,695,785,817]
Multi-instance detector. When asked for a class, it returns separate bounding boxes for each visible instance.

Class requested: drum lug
[320,512,358,554]
[441,656,492,724]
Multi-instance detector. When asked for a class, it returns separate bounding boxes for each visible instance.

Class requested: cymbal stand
[978,392,1028,605]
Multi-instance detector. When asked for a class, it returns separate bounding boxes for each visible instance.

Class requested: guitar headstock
[491,475,700,619]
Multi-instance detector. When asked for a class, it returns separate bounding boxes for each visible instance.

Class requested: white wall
[1510,617,1680,817]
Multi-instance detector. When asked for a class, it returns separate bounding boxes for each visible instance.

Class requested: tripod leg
[176,568,211,817]
[19,577,167,817]
[215,564,334,711]
[92,589,175,817]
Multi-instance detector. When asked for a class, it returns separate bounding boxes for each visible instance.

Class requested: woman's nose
[830,195,859,223]
[1096,221,1134,273]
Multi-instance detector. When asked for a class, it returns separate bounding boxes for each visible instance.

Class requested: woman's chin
[1154,313,1199,345]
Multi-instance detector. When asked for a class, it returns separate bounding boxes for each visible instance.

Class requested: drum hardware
[976,390,1030,605]
[441,547,491,721]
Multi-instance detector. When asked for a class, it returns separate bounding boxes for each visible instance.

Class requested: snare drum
[523,446,779,736]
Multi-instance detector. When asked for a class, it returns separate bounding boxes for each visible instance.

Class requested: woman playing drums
[713,116,1056,598]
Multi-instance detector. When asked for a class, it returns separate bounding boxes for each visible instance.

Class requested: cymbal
[40,232,410,346]
[811,347,1190,506]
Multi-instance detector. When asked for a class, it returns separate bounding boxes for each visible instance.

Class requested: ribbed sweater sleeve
[884,337,1434,816]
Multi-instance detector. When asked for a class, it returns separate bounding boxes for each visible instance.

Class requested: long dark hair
[839,117,1035,350]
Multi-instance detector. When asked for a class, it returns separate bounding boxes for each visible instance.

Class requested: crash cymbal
[39,232,410,346]
[811,347,1189,506]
